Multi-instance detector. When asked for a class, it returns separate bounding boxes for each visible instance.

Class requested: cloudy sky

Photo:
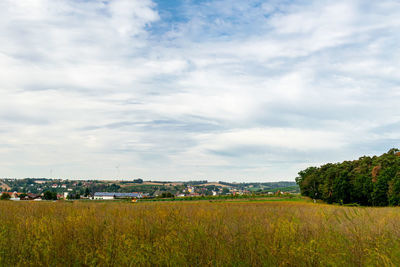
[0,0,399,181]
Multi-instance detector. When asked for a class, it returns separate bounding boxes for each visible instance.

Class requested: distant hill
[0,181,10,191]
[296,148,400,206]
[0,178,299,196]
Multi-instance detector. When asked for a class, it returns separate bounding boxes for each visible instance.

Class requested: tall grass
[1,201,400,266]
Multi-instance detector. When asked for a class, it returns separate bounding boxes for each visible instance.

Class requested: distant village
[0,178,299,201]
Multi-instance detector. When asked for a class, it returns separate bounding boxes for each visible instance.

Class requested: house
[20,193,41,201]
[1,192,42,201]
[10,192,21,201]
[19,195,30,200]
[2,191,21,200]
[93,192,142,200]
[187,187,195,193]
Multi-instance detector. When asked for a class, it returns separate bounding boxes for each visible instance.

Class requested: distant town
[0,178,299,201]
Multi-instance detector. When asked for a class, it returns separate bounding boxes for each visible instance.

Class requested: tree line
[296,148,400,206]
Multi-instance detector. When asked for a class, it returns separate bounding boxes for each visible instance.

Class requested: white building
[94,193,114,200]
[93,192,142,200]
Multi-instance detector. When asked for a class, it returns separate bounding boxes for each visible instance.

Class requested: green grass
[140,194,302,202]
[1,200,400,266]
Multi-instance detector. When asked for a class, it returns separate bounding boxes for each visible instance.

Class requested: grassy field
[139,194,304,202]
[1,201,400,266]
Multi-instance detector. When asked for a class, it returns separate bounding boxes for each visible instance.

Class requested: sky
[0,0,399,182]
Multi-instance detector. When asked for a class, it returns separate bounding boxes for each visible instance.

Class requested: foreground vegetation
[297,148,400,206]
[143,193,302,202]
[1,201,400,266]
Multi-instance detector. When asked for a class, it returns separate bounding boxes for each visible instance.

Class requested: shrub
[0,193,10,200]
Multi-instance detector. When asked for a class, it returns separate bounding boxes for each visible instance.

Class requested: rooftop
[94,192,141,198]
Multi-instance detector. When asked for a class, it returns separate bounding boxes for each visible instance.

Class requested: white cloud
[1,0,400,181]
[196,128,347,152]
[109,0,159,37]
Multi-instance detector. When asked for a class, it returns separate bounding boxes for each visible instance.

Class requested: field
[1,200,400,266]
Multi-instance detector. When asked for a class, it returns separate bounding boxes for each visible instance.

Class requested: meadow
[1,200,400,266]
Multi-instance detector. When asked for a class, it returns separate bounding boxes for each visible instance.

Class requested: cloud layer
[1,0,400,181]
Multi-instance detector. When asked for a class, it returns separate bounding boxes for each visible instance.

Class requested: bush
[43,191,57,200]
[0,193,10,200]
[158,192,174,198]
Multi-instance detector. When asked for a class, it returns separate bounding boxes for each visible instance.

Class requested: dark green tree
[222,188,230,195]
[43,191,57,200]
[296,149,400,206]
[84,188,90,197]
[0,193,10,200]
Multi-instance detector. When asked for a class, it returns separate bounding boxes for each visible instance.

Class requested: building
[21,193,41,201]
[2,192,42,201]
[187,187,195,193]
[93,192,142,200]
[10,191,21,201]
[1,191,21,200]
